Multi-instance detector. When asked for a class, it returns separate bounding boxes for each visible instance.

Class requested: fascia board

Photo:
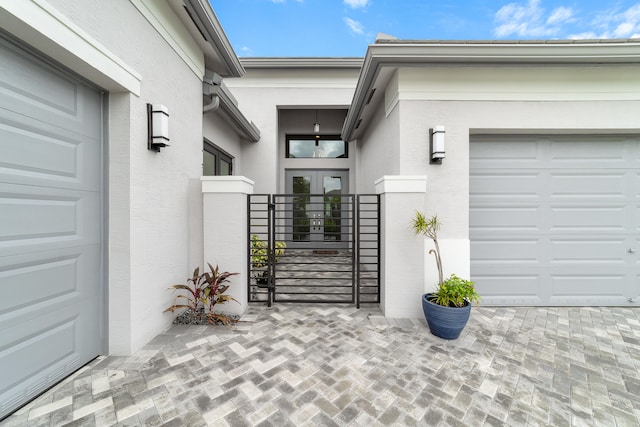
[366,42,640,64]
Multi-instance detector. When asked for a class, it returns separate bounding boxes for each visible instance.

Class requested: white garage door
[0,37,104,418]
[470,135,640,306]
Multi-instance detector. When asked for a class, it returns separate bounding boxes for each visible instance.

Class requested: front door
[285,170,349,249]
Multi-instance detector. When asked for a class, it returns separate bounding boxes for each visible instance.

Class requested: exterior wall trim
[0,0,142,95]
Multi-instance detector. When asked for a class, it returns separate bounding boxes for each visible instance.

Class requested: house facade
[1,0,639,418]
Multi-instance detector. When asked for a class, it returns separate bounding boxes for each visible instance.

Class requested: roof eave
[183,0,245,78]
[342,40,640,141]
[217,85,260,142]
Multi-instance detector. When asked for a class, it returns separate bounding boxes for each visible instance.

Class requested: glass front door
[285,170,349,248]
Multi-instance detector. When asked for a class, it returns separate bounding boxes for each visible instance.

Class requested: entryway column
[375,175,427,319]
[202,176,254,316]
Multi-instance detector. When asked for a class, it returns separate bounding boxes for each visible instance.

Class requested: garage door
[470,135,639,306]
[0,36,104,418]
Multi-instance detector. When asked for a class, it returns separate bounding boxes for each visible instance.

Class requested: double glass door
[285,170,349,248]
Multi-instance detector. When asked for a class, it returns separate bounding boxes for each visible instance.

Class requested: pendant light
[313,110,320,136]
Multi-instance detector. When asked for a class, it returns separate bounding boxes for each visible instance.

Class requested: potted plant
[411,212,480,339]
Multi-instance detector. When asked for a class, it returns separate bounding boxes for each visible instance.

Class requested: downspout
[203,69,222,113]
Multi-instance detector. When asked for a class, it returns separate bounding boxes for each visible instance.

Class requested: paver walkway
[3,304,640,426]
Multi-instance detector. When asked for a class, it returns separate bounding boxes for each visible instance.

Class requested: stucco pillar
[202,176,254,316]
[375,175,427,319]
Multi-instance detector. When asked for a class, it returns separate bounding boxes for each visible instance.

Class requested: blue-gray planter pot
[422,293,471,340]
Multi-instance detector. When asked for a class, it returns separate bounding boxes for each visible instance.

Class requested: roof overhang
[217,84,260,142]
[169,0,244,78]
[342,39,640,141]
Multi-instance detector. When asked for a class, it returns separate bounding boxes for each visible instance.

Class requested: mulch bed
[172,308,239,326]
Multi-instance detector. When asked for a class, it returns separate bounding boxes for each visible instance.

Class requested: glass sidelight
[285,170,349,247]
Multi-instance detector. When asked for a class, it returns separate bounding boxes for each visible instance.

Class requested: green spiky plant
[164,263,239,325]
[411,212,480,308]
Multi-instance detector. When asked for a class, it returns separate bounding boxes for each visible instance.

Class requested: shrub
[164,263,238,324]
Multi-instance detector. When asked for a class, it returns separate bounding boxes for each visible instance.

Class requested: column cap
[375,175,427,194]
[201,176,255,194]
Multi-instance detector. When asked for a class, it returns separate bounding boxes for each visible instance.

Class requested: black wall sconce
[147,103,169,152]
[430,126,445,164]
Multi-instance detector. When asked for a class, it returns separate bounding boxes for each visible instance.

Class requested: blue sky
[211,0,640,57]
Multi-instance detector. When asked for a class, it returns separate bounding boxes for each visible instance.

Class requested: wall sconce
[430,126,445,164]
[147,103,169,152]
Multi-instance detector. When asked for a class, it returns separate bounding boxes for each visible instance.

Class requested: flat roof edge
[240,57,364,69]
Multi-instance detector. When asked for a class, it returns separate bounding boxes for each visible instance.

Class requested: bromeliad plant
[411,212,480,308]
[164,263,239,324]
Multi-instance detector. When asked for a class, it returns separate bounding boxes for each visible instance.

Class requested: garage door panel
[471,239,539,263]
[0,106,101,191]
[550,238,627,263]
[0,41,102,138]
[469,139,540,167]
[471,135,639,306]
[551,275,627,297]
[549,173,626,199]
[0,184,101,257]
[474,275,540,295]
[549,206,627,234]
[0,255,79,314]
[470,173,540,200]
[549,139,628,167]
[470,206,540,234]
[474,276,543,306]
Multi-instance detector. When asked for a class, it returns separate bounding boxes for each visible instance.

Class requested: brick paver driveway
[3,304,640,426]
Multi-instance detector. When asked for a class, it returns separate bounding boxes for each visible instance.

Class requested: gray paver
[2,304,640,426]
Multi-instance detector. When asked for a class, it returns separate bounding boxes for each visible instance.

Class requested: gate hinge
[268,202,275,211]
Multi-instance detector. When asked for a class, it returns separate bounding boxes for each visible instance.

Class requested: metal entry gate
[248,194,380,306]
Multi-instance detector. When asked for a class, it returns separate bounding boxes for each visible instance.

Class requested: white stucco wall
[226,68,359,193]
[393,65,640,242]
[356,88,401,193]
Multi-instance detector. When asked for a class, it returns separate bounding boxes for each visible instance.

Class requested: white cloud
[494,0,574,38]
[344,0,369,8]
[547,6,573,25]
[612,3,640,37]
[240,46,253,56]
[569,3,640,39]
[344,17,364,34]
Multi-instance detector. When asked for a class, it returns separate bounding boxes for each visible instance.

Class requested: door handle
[629,248,638,254]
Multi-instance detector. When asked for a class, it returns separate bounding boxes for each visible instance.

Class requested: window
[203,141,233,176]
[286,135,348,158]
